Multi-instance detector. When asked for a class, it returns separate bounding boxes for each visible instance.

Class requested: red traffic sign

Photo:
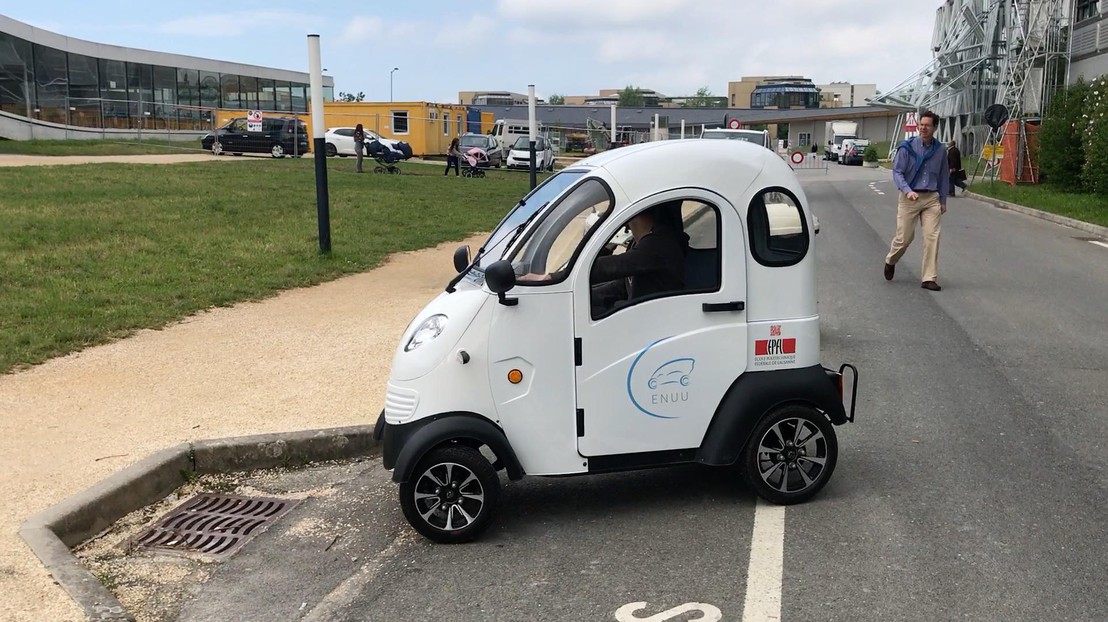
[790,151,805,164]
[727,118,742,129]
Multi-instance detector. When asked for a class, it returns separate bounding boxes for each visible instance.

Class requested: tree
[683,86,715,108]
[337,91,366,102]
[618,85,645,107]
[548,93,565,105]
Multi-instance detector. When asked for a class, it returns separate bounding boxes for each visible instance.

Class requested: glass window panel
[127,62,153,127]
[199,70,219,110]
[67,52,100,128]
[220,73,240,109]
[99,59,127,128]
[33,43,67,124]
[0,33,35,116]
[290,83,306,112]
[258,78,275,111]
[177,68,202,130]
[151,66,176,129]
[239,75,258,109]
[273,81,291,111]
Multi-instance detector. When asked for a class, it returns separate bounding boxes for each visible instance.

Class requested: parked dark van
[201,117,309,158]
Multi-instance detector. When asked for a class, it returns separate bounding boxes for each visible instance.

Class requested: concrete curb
[19,425,381,621]
[966,189,1108,240]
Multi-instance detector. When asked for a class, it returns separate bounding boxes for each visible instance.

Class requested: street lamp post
[390,67,399,102]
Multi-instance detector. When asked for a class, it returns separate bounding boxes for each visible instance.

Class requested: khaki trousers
[886,191,942,282]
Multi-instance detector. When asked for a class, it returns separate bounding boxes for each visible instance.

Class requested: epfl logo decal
[627,337,695,419]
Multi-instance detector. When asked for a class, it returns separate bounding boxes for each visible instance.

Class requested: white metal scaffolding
[873,0,1072,156]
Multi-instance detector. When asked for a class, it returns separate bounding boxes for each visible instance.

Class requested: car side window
[336,128,353,137]
[589,199,719,319]
[747,188,809,267]
[227,119,247,132]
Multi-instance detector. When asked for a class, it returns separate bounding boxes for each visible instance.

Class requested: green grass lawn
[0,157,544,373]
[968,181,1108,227]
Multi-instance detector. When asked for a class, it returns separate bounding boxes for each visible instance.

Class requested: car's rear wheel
[270,144,285,158]
[743,405,838,505]
[325,143,337,157]
[211,141,223,156]
[399,445,500,543]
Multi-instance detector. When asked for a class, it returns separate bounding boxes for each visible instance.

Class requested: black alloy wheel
[399,445,500,543]
[743,405,838,505]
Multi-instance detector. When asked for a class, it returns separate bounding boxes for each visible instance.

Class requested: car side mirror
[484,260,518,306]
[453,245,471,273]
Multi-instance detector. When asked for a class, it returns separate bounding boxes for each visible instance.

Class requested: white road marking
[1091,240,1108,250]
[615,601,723,621]
[742,500,785,621]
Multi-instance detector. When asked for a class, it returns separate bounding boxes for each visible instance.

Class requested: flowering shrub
[1081,77,1108,195]
[1038,80,1089,189]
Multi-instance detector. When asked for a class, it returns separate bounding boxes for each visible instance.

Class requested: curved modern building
[0,14,333,140]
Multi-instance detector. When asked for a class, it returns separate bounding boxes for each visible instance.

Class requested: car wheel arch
[385,412,525,483]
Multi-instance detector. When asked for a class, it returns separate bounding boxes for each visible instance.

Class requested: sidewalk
[0,234,483,622]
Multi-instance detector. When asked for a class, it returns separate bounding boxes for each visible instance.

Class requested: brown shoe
[921,281,942,291]
[884,263,895,281]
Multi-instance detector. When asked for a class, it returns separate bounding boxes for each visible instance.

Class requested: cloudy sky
[4,0,939,102]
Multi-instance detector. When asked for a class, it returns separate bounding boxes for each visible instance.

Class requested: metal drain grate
[131,493,300,559]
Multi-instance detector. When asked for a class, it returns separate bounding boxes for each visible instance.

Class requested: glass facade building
[0,15,332,136]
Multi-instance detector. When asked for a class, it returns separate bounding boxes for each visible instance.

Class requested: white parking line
[1091,240,1108,250]
[742,501,785,621]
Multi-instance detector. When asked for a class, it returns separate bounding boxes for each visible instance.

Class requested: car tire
[399,445,500,543]
[270,144,285,158]
[742,404,838,505]
[325,143,337,157]
[211,141,223,156]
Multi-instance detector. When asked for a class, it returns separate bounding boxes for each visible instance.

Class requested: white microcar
[374,139,859,543]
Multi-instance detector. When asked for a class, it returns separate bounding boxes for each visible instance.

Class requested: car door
[221,118,246,152]
[574,189,748,457]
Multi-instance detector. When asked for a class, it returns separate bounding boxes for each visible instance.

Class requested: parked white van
[492,119,546,160]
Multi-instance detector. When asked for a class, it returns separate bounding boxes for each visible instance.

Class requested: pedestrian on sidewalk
[354,124,366,173]
[883,110,950,292]
[948,140,969,195]
[445,137,460,176]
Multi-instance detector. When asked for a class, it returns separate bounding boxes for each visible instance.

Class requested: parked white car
[506,136,555,171]
[324,126,382,157]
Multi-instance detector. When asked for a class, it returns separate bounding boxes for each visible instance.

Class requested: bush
[1039,80,1090,189]
[863,144,878,162]
[1081,77,1108,195]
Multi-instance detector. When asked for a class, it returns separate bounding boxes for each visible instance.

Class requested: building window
[443,111,449,135]
[33,44,67,125]
[67,52,100,128]
[392,110,408,134]
[1075,0,1097,21]
[798,132,811,147]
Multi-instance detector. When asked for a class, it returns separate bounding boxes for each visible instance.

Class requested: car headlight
[404,314,447,352]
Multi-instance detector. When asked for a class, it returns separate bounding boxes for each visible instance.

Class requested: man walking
[884,110,950,291]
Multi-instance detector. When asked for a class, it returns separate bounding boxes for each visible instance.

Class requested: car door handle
[702,301,745,312]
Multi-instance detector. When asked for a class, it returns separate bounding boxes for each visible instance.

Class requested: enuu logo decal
[627,337,695,419]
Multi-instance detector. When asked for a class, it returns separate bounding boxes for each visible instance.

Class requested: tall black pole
[308,34,331,254]
[528,84,537,190]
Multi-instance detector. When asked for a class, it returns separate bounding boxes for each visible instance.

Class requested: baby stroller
[366,139,413,174]
[461,147,489,178]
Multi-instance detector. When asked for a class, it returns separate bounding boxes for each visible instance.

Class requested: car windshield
[476,170,585,270]
[512,136,535,149]
[459,136,486,148]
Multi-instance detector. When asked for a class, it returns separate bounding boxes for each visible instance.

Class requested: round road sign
[727,118,741,129]
[790,151,805,164]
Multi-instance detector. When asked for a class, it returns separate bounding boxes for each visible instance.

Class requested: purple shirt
[892,136,949,205]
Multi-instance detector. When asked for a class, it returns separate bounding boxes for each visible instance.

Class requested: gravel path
[0,234,483,621]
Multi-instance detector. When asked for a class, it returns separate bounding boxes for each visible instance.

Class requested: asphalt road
[153,163,1108,622]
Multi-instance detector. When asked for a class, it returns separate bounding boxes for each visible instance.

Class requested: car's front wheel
[399,445,500,543]
[325,143,337,157]
[270,144,285,158]
[743,405,838,505]
[211,141,223,156]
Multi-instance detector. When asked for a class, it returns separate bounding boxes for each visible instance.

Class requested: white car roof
[563,139,803,218]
